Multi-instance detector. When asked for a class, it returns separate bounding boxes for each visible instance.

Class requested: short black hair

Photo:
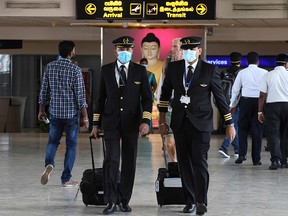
[140,58,148,64]
[276,53,288,66]
[230,52,242,64]
[247,52,259,65]
[58,40,75,58]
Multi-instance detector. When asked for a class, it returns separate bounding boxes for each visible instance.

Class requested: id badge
[180,95,190,104]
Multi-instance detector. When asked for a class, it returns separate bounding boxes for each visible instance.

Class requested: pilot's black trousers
[174,117,210,205]
[102,130,138,205]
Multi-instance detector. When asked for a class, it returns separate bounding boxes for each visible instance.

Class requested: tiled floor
[0,132,287,216]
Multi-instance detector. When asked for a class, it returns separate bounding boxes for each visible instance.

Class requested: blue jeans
[220,107,239,153]
[45,113,79,183]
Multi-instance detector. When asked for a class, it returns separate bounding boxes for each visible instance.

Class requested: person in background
[258,53,288,170]
[140,57,157,132]
[230,52,268,165]
[218,52,242,158]
[157,38,183,162]
[159,36,235,215]
[90,36,152,215]
[38,40,89,187]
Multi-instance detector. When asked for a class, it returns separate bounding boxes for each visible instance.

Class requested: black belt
[241,97,258,100]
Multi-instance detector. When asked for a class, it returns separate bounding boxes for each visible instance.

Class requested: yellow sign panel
[77,0,215,20]
[196,3,207,16]
[85,3,97,15]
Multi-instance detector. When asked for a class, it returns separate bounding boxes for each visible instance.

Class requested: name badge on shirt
[180,95,190,104]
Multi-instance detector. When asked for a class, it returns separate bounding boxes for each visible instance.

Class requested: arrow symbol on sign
[85,3,97,15]
[196,3,207,15]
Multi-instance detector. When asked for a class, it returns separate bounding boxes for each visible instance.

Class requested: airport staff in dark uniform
[158,36,235,215]
[258,53,288,170]
[90,36,152,215]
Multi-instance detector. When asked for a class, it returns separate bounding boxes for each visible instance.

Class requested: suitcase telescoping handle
[89,132,106,171]
[161,135,168,169]
[89,136,97,180]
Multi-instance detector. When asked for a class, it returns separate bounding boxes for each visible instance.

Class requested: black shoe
[119,202,132,212]
[103,203,117,215]
[183,204,196,213]
[269,161,281,170]
[253,161,262,166]
[196,203,207,215]
[235,156,246,164]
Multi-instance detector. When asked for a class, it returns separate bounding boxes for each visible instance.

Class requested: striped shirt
[38,58,88,119]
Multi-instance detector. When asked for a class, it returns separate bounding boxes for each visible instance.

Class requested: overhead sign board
[76,0,144,20]
[76,0,216,20]
[144,0,215,20]
[206,56,276,68]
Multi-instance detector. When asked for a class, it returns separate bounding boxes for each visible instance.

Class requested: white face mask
[183,50,197,63]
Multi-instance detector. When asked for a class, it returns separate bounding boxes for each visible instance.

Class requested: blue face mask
[183,50,197,63]
[141,64,148,69]
[117,51,132,64]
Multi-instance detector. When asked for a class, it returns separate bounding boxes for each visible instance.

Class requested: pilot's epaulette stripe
[158,100,169,108]
[143,111,152,120]
[93,113,100,121]
[224,113,232,121]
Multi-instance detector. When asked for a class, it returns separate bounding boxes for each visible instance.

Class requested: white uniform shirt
[259,66,288,103]
[230,64,268,107]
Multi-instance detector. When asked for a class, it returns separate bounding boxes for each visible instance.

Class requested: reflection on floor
[0,132,287,216]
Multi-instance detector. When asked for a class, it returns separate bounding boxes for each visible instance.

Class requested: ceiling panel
[0,16,287,28]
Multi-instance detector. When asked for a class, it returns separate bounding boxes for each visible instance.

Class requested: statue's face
[141,42,160,61]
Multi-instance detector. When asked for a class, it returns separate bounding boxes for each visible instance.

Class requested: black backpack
[214,68,238,134]
[220,67,241,105]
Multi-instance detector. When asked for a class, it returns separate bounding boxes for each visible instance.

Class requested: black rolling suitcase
[79,135,106,206]
[155,136,185,206]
